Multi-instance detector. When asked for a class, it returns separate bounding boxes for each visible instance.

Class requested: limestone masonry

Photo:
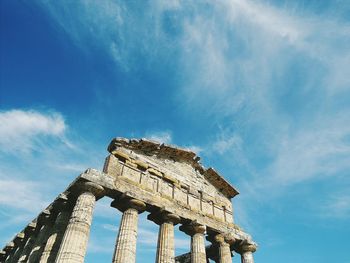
[1,137,257,263]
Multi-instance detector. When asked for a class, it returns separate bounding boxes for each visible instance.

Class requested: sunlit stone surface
[1,138,257,263]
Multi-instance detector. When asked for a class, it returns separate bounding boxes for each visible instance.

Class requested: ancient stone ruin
[1,138,257,263]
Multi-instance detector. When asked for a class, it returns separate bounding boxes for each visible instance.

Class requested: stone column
[54,182,104,263]
[213,234,232,263]
[7,232,25,263]
[39,194,72,263]
[18,222,37,262]
[0,250,7,262]
[111,198,146,263]
[28,210,53,263]
[3,242,14,263]
[239,244,256,263]
[148,211,181,263]
[179,223,207,263]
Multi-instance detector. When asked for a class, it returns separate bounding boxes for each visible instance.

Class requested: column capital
[238,243,257,253]
[4,241,15,252]
[40,209,51,219]
[55,185,98,262]
[111,197,146,213]
[13,232,25,245]
[80,181,105,197]
[24,221,37,234]
[207,233,226,244]
[224,232,236,244]
[0,250,6,259]
[207,233,233,263]
[237,241,256,263]
[179,222,206,236]
[71,181,105,198]
[35,209,52,232]
[207,232,236,246]
[147,211,181,225]
[214,234,226,244]
[52,193,70,211]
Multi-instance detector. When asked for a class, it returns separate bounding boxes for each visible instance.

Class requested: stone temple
[1,137,257,263]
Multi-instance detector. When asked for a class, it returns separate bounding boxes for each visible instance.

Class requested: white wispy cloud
[0,178,47,212]
[0,109,67,154]
[0,174,50,239]
[183,145,203,155]
[37,0,350,97]
[0,108,105,243]
[145,131,172,144]
[212,132,243,155]
[36,0,350,225]
[177,0,350,187]
[266,114,350,186]
[320,193,350,219]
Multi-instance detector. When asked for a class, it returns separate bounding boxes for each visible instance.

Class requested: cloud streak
[321,193,350,219]
[145,131,172,144]
[37,0,350,189]
[0,109,67,154]
[34,0,350,243]
[0,178,47,212]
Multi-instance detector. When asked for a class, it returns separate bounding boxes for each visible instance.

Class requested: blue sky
[1,0,350,262]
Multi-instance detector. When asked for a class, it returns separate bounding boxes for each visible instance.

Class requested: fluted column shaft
[4,249,14,262]
[218,242,231,263]
[10,243,25,263]
[180,223,206,263]
[157,221,175,263]
[8,233,25,263]
[111,198,146,263]
[112,208,139,262]
[213,235,231,263]
[3,242,14,263]
[0,250,6,262]
[39,204,71,263]
[28,212,53,263]
[54,192,95,263]
[241,251,254,263]
[239,244,256,263]
[5,246,16,262]
[148,212,180,263]
[18,235,36,262]
[17,222,37,262]
[54,182,104,263]
[191,232,206,263]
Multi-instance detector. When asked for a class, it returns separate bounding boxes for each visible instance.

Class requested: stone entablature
[104,153,234,224]
[1,138,257,263]
[105,138,239,224]
[107,138,239,198]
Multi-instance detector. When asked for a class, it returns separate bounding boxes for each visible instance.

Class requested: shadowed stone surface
[39,195,72,263]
